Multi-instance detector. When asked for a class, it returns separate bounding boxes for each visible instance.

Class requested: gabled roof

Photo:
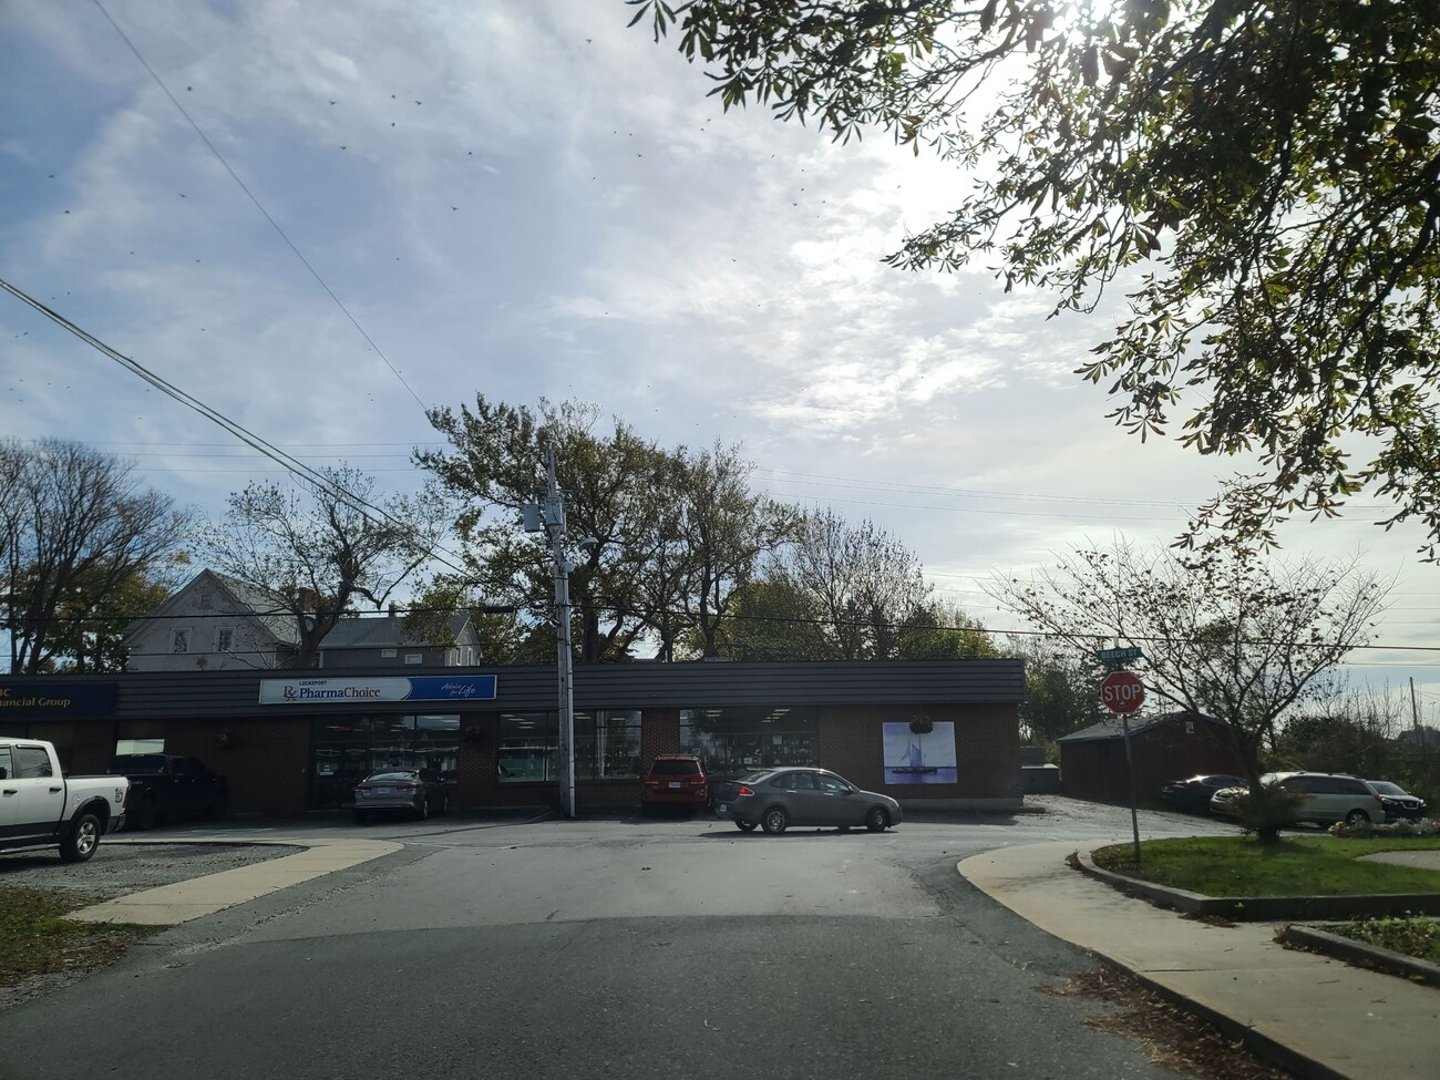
[1057,711,1225,744]
[124,569,299,646]
[209,573,301,644]
[319,613,469,651]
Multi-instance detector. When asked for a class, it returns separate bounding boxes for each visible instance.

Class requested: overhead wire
[88,0,428,416]
[0,276,474,580]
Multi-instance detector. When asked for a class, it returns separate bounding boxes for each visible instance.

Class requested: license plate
[668,781,682,789]
[374,787,392,796]
[717,804,728,814]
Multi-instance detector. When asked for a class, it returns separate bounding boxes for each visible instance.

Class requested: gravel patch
[0,842,296,900]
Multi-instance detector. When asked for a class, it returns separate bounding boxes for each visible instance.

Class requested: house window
[216,627,235,652]
[404,653,423,665]
[381,648,397,659]
[172,628,191,653]
[199,592,213,610]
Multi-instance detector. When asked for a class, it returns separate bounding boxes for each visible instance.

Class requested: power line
[24,596,1440,655]
[0,275,473,579]
[89,0,428,416]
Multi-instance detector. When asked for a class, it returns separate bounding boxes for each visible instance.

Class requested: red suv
[641,755,709,814]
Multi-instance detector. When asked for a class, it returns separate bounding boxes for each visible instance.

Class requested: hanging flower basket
[909,716,934,736]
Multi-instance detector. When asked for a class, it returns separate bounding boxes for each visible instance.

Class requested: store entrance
[310,713,460,808]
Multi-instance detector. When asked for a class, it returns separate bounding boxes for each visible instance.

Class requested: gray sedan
[353,769,451,822]
[713,768,902,834]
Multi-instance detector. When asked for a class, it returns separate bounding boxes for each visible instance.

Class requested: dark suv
[641,754,709,814]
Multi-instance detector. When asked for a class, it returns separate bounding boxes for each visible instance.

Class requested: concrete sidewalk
[67,837,402,926]
[960,841,1440,1080]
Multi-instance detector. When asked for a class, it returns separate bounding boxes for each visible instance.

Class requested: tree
[0,439,190,674]
[47,567,179,673]
[206,465,442,668]
[710,569,833,661]
[1013,638,1109,744]
[418,396,667,663]
[671,442,800,657]
[991,532,1388,839]
[896,601,998,660]
[791,509,932,659]
[1276,685,1404,777]
[633,2,1440,551]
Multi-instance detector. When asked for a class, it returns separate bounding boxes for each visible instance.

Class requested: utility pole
[524,446,576,819]
[1410,676,1422,737]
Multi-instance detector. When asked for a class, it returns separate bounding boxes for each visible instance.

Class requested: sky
[2,0,1438,722]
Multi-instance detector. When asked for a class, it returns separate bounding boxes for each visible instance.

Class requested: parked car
[641,754,709,814]
[713,767,902,835]
[108,753,228,830]
[1365,780,1428,822]
[1,738,129,862]
[1160,773,1246,814]
[353,768,451,822]
[1209,771,1384,827]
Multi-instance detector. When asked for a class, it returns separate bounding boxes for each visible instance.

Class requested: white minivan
[1210,771,1384,827]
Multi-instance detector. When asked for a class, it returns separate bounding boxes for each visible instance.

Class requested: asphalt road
[0,799,1236,1080]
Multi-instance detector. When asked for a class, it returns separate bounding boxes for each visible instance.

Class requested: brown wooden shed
[1057,711,1238,806]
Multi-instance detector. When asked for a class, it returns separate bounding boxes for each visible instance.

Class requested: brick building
[0,659,1025,818]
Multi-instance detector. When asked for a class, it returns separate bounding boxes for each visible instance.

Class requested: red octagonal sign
[1100,670,1145,714]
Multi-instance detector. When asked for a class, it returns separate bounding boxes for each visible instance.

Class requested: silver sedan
[353,769,450,822]
[713,768,902,834]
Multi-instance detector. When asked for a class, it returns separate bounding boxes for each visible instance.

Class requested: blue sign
[407,676,497,702]
[0,681,119,717]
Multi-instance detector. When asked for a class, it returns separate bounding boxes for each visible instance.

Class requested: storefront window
[498,712,557,783]
[311,714,460,807]
[575,710,642,779]
[499,710,643,782]
[679,707,819,780]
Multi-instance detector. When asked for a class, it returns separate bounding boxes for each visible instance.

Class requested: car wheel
[417,797,430,821]
[130,797,156,831]
[736,820,757,832]
[761,807,788,835]
[60,812,101,863]
[865,807,890,833]
[1344,809,1371,826]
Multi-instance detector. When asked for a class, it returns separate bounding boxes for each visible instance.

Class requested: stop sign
[1100,670,1145,714]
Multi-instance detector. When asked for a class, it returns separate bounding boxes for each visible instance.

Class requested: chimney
[388,603,397,617]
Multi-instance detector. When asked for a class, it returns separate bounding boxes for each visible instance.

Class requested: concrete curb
[1094,959,1350,1080]
[1278,924,1440,989]
[1076,848,1440,920]
[65,836,402,926]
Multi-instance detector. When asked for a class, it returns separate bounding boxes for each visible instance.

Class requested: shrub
[1233,785,1305,840]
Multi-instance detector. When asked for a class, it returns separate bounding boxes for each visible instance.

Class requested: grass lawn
[1322,916,1440,965]
[0,885,153,988]
[1092,836,1440,896]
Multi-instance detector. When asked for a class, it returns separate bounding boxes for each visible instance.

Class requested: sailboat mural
[882,721,958,785]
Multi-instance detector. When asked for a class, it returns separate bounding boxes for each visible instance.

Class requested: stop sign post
[1099,668,1146,864]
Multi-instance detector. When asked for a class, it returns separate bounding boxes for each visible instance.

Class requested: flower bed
[1328,817,1440,839]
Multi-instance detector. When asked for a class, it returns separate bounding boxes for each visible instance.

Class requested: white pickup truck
[0,739,128,862]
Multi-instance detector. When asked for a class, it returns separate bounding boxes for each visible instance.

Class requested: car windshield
[649,759,700,775]
[364,771,417,782]
[1367,781,1408,797]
